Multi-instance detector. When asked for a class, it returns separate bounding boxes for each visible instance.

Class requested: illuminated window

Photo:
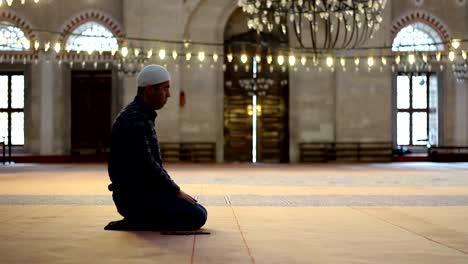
[394,22,441,147]
[0,74,25,145]
[0,22,30,51]
[66,22,118,53]
[396,74,437,146]
[392,22,444,52]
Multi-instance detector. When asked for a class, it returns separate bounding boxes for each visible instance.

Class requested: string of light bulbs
[0,22,467,80]
[0,0,39,6]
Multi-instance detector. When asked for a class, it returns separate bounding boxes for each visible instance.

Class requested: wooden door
[71,71,112,154]
[224,31,289,162]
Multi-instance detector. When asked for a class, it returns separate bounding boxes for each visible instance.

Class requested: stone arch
[0,10,36,40]
[391,10,451,49]
[183,0,238,44]
[58,10,124,43]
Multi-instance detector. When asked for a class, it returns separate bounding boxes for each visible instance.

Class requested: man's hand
[177,190,198,205]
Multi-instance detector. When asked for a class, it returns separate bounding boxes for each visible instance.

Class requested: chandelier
[238,0,386,51]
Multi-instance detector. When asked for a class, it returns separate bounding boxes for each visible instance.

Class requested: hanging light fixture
[121,47,128,58]
[326,56,334,67]
[300,55,307,66]
[277,54,285,65]
[155,49,164,60]
[381,56,387,65]
[240,52,248,64]
[239,0,386,51]
[288,54,296,66]
[267,54,273,64]
[340,57,346,67]
[198,51,206,62]
[367,56,374,67]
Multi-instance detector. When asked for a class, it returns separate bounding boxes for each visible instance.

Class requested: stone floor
[1,162,468,263]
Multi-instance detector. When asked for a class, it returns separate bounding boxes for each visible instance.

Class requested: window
[0,21,30,51]
[392,22,444,52]
[66,22,118,53]
[393,22,442,147]
[397,73,436,146]
[0,74,25,145]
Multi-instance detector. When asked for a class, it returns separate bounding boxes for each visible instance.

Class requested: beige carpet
[1,163,468,263]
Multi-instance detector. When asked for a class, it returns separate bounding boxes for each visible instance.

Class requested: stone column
[454,80,468,145]
[39,56,55,155]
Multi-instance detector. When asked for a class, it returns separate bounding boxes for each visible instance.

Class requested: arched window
[392,22,442,147]
[392,22,444,52]
[66,22,118,53]
[0,22,30,51]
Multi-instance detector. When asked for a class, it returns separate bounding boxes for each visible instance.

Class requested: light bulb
[301,56,307,66]
[267,55,273,64]
[159,49,166,60]
[408,54,415,65]
[381,57,387,65]
[288,55,296,66]
[227,53,233,62]
[451,39,461,50]
[255,54,261,63]
[340,58,346,67]
[198,51,205,62]
[54,42,61,53]
[395,55,401,65]
[134,48,140,57]
[277,55,284,66]
[326,56,334,67]
[44,42,50,52]
[212,53,219,62]
[147,49,153,58]
[449,51,455,62]
[367,57,374,67]
[185,52,192,61]
[121,47,128,57]
[172,50,178,60]
[240,53,248,64]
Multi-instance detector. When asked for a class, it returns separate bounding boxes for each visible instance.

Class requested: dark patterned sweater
[108,96,180,195]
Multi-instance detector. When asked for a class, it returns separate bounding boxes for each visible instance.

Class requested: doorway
[71,71,112,154]
[224,31,289,163]
[396,72,438,150]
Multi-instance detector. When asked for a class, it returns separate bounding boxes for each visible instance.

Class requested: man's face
[144,81,171,110]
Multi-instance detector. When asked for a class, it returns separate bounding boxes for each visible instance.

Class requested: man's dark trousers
[112,191,207,231]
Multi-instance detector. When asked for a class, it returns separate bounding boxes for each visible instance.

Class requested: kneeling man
[107,65,207,231]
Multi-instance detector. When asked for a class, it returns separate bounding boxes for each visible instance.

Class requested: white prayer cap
[137,64,171,87]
